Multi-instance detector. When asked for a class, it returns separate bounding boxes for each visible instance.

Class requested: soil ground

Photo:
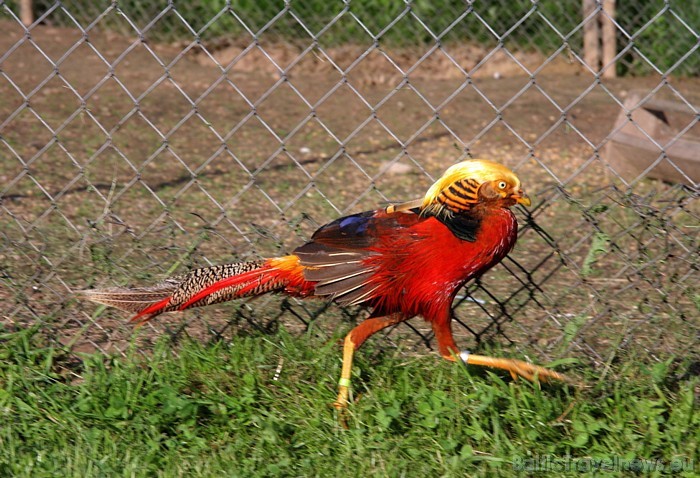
[1,21,697,366]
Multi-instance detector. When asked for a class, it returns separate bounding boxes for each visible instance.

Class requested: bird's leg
[335,334,356,411]
[431,313,568,383]
[334,313,404,410]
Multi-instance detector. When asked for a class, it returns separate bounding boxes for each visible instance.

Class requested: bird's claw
[333,386,351,428]
[506,359,568,383]
[333,385,350,410]
[459,351,569,384]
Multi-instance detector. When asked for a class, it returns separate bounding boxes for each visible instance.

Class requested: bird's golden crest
[420,159,526,216]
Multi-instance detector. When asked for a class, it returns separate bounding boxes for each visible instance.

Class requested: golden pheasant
[81,159,566,408]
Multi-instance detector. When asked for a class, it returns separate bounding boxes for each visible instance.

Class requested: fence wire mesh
[1,1,698,369]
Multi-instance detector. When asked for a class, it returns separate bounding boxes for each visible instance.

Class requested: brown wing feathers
[294,207,426,305]
[295,244,377,305]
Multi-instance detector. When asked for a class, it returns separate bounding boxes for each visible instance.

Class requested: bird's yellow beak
[513,192,531,207]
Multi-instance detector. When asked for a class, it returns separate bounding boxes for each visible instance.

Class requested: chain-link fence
[1,1,698,369]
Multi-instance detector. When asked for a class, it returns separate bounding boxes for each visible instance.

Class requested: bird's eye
[497,181,507,189]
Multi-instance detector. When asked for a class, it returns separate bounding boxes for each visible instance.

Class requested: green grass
[0,326,697,477]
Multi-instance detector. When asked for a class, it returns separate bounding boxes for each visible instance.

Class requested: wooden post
[582,0,617,78]
[583,0,600,70]
[20,0,33,26]
[602,0,617,78]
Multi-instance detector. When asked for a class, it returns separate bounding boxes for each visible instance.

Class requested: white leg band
[459,350,470,363]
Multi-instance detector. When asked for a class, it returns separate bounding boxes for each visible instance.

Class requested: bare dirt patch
[1,21,697,365]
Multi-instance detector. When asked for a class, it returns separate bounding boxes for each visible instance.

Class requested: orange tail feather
[130,297,172,324]
[177,265,282,311]
[80,255,311,324]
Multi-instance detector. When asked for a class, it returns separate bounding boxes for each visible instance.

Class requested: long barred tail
[79,255,309,324]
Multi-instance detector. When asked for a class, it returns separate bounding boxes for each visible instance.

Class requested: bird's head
[421,159,530,217]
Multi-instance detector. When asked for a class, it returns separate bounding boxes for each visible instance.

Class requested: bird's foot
[459,351,570,383]
[333,382,351,428]
[333,379,350,410]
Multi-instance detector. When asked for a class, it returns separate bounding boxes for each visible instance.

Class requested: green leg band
[338,377,351,387]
